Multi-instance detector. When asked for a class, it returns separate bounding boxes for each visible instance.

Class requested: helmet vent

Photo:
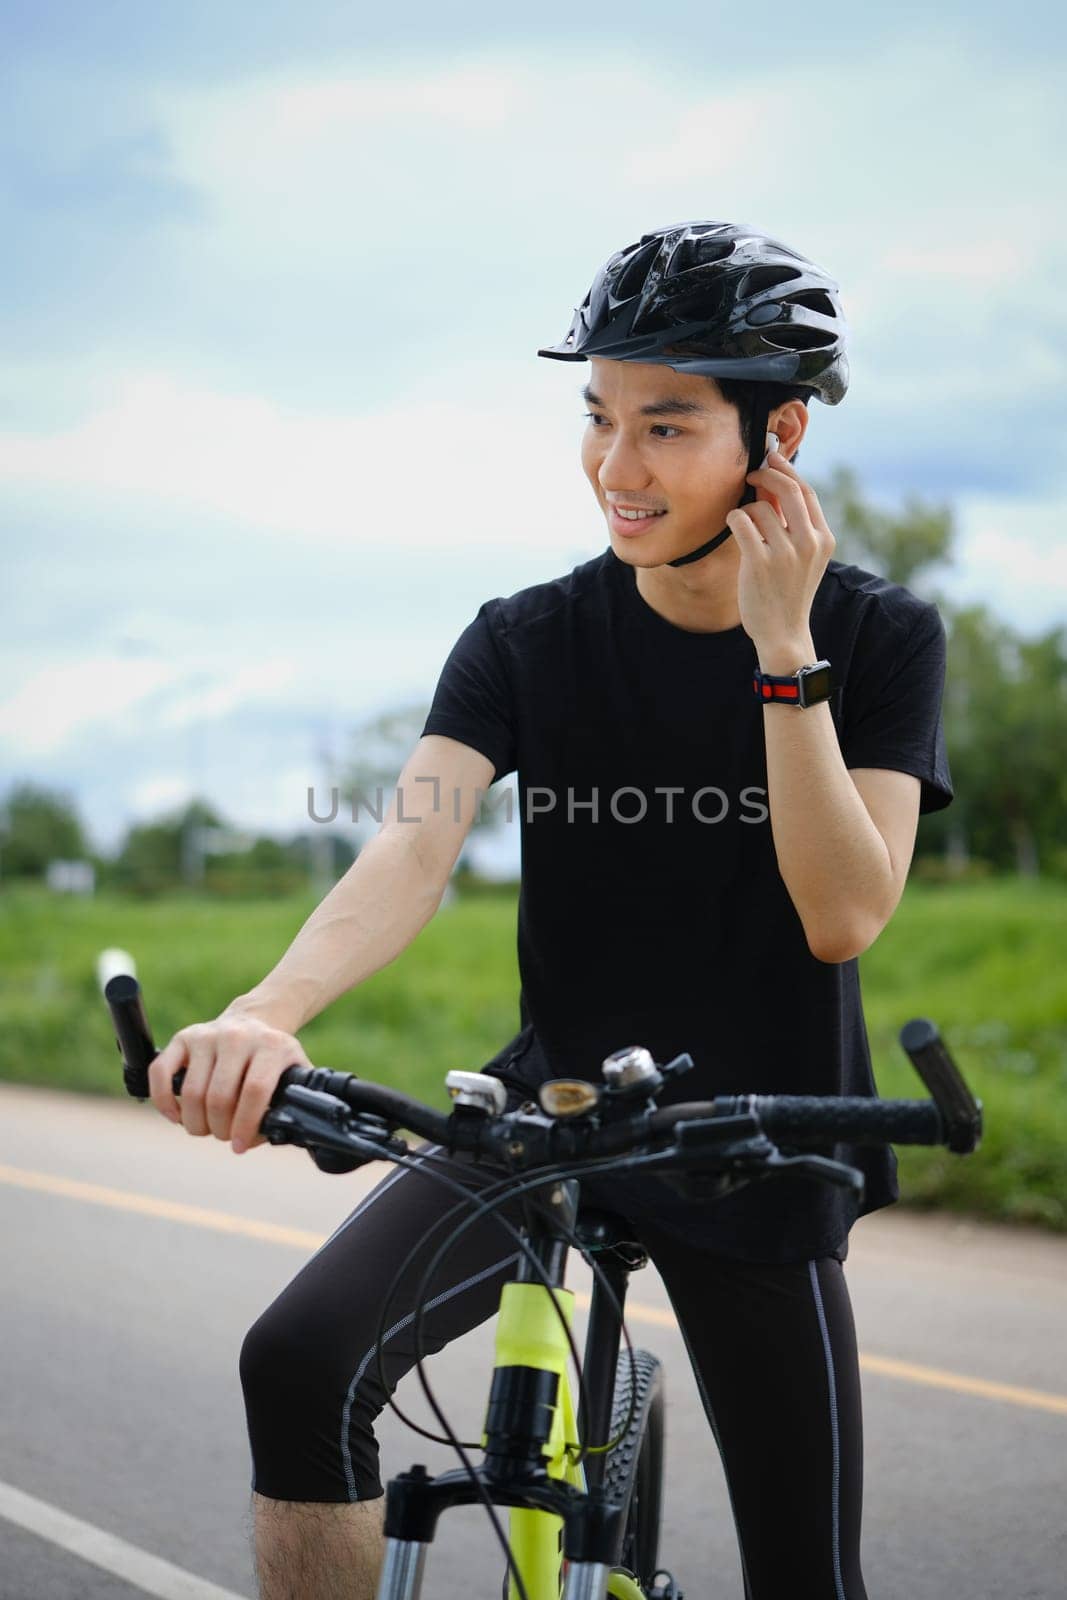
[739,264,801,297]
[785,289,836,316]
[612,239,661,300]
[765,325,837,351]
[665,286,731,324]
[691,236,736,264]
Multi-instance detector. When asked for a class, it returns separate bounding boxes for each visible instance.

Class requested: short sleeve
[421,600,517,784]
[841,600,954,814]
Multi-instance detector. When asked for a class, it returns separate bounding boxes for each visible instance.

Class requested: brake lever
[263,1086,408,1172]
[612,1124,867,1204]
[770,1151,866,1195]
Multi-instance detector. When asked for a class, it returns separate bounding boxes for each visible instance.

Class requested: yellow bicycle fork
[491,1282,645,1600]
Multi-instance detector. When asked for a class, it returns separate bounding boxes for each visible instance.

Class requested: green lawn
[1,878,1064,1229]
[852,879,1067,1228]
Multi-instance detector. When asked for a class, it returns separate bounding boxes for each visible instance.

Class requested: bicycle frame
[375,1180,652,1600]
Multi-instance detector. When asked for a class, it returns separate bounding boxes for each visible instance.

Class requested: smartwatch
[752,659,833,708]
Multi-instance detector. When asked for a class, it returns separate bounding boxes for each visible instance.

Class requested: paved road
[0,1082,1064,1599]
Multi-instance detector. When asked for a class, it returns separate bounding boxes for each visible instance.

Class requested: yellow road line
[857,1353,1067,1416]
[570,1291,1067,1416]
[5,1162,1066,1420]
[0,1163,322,1251]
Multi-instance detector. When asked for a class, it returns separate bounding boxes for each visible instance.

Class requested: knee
[239,1300,383,1503]
[239,1304,298,1406]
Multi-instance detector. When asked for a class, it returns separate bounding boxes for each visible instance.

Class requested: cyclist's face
[579,356,755,568]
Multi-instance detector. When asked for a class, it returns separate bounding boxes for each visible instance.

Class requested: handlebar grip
[104,974,159,1099]
[265,1066,455,1145]
[899,1018,983,1153]
[747,1095,944,1146]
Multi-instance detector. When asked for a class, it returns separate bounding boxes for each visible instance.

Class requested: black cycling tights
[240,1143,868,1599]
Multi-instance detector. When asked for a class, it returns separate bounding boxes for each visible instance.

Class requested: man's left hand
[727,448,836,660]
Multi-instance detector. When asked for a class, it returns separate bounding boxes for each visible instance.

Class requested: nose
[593,425,654,497]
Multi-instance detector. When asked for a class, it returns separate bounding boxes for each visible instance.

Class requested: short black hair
[660,340,815,456]
[706,376,815,457]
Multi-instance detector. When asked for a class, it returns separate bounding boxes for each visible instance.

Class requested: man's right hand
[147,1014,313,1154]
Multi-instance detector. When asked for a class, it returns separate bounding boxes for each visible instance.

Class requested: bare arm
[147,734,498,1145]
[223,734,496,1031]
[730,444,931,965]
[758,632,920,961]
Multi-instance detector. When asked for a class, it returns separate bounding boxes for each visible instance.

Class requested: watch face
[799,663,833,705]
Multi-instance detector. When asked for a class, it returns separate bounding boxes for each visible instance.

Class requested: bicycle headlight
[444,1071,508,1115]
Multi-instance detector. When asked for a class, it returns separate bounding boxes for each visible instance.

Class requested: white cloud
[0,648,300,758]
[881,242,1029,286]
[943,493,1067,631]
[0,656,180,757]
[212,760,333,837]
[154,658,299,730]
[126,761,321,837]
[273,63,533,134]
[623,90,782,183]
[0,367,600,555]
[153,53,545,230]
[128,774,196,815]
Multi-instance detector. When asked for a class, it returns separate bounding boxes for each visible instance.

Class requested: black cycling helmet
[537,220,849,565]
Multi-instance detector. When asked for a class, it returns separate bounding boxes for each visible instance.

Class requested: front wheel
[602,1347,665,1593]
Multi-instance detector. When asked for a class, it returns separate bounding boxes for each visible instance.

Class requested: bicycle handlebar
[106,973,155,1101]
[103,971,982,1190]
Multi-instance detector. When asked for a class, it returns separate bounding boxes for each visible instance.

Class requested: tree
[201,832,354,898]
[899,605,1067,876]
[815,464,955,591]
[813,470,1067,876]
[1012,627,1067,873]
[113,798,225,896]
[0,782,88,881]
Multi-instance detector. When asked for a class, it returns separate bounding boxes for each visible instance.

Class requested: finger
[204,1023,256,1142]
[178,1028,219,1138]
[803,483,834,540]
[742,501,792,549]
[766,451,832,534]
[230,1051,311,1153]
[726,507,771,555]
[764,487,819,552]
[148,1034,189,1123]
[747,465,812,530]
[748,464,806,499]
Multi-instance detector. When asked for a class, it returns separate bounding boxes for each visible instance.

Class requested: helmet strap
[666,388,774,568]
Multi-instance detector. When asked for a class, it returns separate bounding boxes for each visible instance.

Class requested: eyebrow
[580,383,711,419]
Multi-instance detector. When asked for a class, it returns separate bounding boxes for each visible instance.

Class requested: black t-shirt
[422,548,953,1263]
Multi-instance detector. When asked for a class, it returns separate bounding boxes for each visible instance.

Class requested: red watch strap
[752,672,801,702]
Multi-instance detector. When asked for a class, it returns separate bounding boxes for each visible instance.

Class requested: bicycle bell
[601,1045,663,1095]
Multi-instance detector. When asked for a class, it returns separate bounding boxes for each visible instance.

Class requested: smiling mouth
[608,505,669,532]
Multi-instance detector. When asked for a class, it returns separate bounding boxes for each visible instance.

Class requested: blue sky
[2,3,1065,863]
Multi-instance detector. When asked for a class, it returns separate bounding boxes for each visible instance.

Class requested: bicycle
[104,969,982,1600]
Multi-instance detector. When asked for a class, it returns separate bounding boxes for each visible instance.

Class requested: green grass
[1,878,1064,1229]
[0,885,521,1114]
[857,879,1067,1229]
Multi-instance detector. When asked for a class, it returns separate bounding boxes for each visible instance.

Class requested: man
[150,221,953,1599]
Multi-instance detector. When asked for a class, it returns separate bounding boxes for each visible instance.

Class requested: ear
[769,398,809,462]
